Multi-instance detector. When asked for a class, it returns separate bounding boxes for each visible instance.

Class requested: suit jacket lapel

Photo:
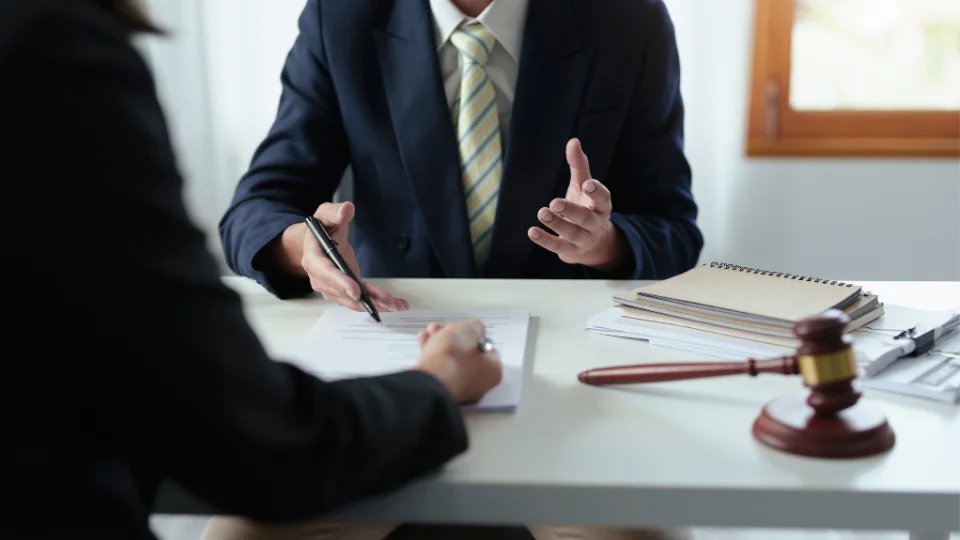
[374,0,476,278]
[483,0,592,278]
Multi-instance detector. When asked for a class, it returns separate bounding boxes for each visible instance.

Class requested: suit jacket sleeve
[601,0,704,280]
[16,3,467,521]
[218,0,346,299]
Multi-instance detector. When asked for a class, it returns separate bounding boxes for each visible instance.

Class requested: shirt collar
[429,0,529,61]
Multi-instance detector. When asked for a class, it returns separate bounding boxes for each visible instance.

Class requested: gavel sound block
[578,310,896,459]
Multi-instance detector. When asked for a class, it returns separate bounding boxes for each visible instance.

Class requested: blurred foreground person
[3,1,501,538]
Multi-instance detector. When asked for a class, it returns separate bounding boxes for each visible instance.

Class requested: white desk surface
[224,277,960,535]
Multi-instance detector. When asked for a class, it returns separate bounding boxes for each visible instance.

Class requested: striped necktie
[450,21,501,269]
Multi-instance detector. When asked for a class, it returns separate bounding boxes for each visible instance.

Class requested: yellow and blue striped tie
[450,22,501,268]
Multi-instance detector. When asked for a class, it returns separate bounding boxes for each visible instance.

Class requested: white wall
[140,0,960,280]
[139,0,306,260]
[671,0,960,281]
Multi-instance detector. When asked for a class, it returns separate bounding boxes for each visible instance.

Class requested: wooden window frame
[746,0,960,158]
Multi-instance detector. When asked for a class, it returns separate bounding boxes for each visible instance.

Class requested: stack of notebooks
[611,262,885,349]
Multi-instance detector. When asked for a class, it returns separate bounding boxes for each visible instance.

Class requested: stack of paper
[586,307,795,359]
[287,307,531,411]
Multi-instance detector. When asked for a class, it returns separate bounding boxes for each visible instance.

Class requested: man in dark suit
[218,0,704,315]
[210,0,696,538]
[3,0,503,538]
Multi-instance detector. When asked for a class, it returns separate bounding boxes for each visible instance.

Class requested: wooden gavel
[579,309,856,390]
[579,309,897,459]
[578,354,801,385]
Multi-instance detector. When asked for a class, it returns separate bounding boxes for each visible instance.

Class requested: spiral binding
[706,262,854,287]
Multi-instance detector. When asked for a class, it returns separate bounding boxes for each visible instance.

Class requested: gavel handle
[577,356,798,386]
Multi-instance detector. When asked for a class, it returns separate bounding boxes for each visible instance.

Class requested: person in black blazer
[2,1,503,538]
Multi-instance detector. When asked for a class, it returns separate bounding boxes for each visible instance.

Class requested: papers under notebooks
[617,303,885,349]
[288,307,531,411]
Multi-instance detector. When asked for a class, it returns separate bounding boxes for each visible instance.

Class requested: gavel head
[792,309,861,415]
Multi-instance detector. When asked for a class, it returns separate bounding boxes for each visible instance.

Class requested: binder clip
[893,326,936,357]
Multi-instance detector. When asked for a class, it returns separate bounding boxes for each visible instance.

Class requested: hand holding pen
[300,202,409,319]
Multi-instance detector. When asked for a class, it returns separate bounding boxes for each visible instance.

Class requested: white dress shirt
[428,0,529,143]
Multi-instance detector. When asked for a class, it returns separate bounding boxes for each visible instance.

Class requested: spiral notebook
[614,262,884,339]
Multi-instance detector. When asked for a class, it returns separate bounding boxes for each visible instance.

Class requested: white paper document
[289,307,531,411]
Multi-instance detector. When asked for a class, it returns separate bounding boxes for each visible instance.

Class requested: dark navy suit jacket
[219,0,704,299]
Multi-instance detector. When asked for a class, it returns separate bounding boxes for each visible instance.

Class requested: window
[747,0,960,157]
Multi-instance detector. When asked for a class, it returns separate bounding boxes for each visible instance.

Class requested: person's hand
[301,201,409,312]
[415,320,503,405]
[527,138,626,271]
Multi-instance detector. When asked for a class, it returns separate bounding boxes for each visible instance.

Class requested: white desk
[224,277,960,540]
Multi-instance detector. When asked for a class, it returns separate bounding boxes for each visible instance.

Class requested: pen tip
[372,312,382,324]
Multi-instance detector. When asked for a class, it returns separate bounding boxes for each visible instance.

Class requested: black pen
[304,216,381,323]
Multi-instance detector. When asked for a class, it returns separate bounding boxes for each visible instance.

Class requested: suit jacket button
[397,233,410,252]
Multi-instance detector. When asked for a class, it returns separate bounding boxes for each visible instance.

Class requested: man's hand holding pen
[300,202,409,315]
[296,204,502,404]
